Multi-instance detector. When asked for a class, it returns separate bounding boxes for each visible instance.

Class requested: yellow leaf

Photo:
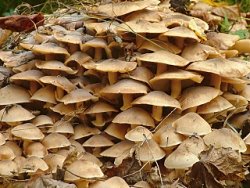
[201,0,228,7]
[188,19,207,41]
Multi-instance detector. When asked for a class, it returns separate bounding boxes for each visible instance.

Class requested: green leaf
[230,29,250,39]
[219,15,232,33]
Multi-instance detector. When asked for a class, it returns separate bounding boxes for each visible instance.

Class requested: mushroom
[42,133,71,151]
[47,120,74,136]
[19,156,48,174]
[137,50,189,75]
[223,92,248,108]
[11,123,44,140]
[43,153,66,173]
[31,85,57,107]
[25,142,48,158]
[100,79,149,110]
[172,112,212,136]
[82,134,114,148]
[132,91,181,121]
[0,145,15,160]
[90,176,129,188]
[0,160,18,177]
[149,69,204,97]
[232,39,250,54]
[73,124,101,140]
[125,126,153,142]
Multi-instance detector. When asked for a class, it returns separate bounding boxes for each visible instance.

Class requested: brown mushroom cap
[172,112,212,136]
[180,86,222,111]
[48,120,74,134]
[203,128,247,152]
[104,123,129,140]
[125,126,153,142]
[5,141,22,156]
[85,101,118,114]
[0,85,30,105]
[232,39,250,54]
[82,134,114,147]
[64,160,104,182]
[85,21,118,35]
[0,145,15,160]
[223,92,248,107]
[0,160,18,176]
[25,142,48,158]
[90,176,129,188]
[10,69,44,83]
[11,123,44,140]
[53,30,84,44]
[73,124,101,140]
[31,85,56,104]
[112,107,155,127]
[42,133,71,150]
[20,156,48,173]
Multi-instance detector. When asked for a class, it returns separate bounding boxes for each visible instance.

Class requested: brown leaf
[0,13,44,32]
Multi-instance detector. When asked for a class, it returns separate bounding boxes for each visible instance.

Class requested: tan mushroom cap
[53,30,84,44]
[132,91,181,108]
[137,50,190,67]
[65,51,92,68]
[85,101,118,114]
[94,0,159,17]
[20,156,48,173]
[117,20,168,34]
[79,152,103,167]
[0,133,6,146]
[35,60,77,74]
[90,176,129,188]
[135,139,165,162]
[11,123,44,140]
[50,103,76,116]
[25,142,48,158]
[5,141,22,156]
[73,124,101,140]
[82,134,114,147]
[164,148,199,169]
[229,111,250,129]
[0,160,18,176]
[180,86,222,111]
[104,123,129,140]
[232,39,250,54]
[223,92,248,107]
[173,112,211,136]
[124,9,161,22]
[85,21,118,35]
[64,160,104,182]
[0,85,30,105]
[20,42,70,57]
[58,88,97,104]
[197,96,234,114]
[112,107,155,128]
[0,145,15,160]
[100,79,149,94]
[42,133,71,150]
[159,26,200,42]
[121,66,154,85]
[0,104,35,123]
[240,85,250,101]
[31,85,56,104]
[125,126,152,142]
[203,128,247,152]
[187,58,250,78]
[10,69,44,83]
[40,76,75,93]
[100,140,134,158]
[44,153,66,173]
[48,120,74,134]
[153,124,184,148]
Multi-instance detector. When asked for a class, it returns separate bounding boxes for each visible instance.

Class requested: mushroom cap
[0,145,15,160]
[85,101,118,114]
[94,0,159,17]
[5,141,22,156]
[197,96,234,114]
[53,30,84,44]
[100,140,134,158]
[35,60,76,74]
[124,9,161,22]
[203,128,247,152]
[132,91,181,108]
[73,124,101,140]
[240,85,250,101]
[10,70,44,83]
[135,139,165,162]
[42,133,71,150]
[117,20,168,34]
[40,76,75,93]
[153,124,184,147]
[79,152,103,167]
[0,85,30,105]
[20,42,70,56]
[232,39,250,54]
[58,88,97,104]
[0,104,35,123]
[50,103,76,116]
[90,176,129,188]
[164,149,199,169]
[82,134,114,147]
[31,85,56,104]
[0,133,6,146]
[137,50,189,67]
[150,69,204,84]
[172,112,212,136]
[229,111,250,129]
[85,21,118,35]
[0,160,18,176]
[104,123,129,140]
[11,123,44,140]
[112,107,155,127]
[187,58,250,77]
[125,126,152,142]
[43,153,66,173]
[65,51,92,67]
[48,120,74,134]
[25,142,48,158]
[100,79,149,94]
[180,86,222,111]
[20,156,48,173]
[64,160,104,182]
[223,92,248,107]
[159,26,200,42]
[84,59,137,73]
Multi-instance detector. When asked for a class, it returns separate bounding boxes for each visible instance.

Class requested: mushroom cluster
[0,0,249,187]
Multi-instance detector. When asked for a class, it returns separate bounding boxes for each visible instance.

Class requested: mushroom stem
[175,38,184,49]
[121,94,133,110]
[108,72,118,85]
[94,48,102,61]
[171,80,182,98]
[56,87,64,100]
[30,82,38,95]
[94,113,104,127]
[136,34,145,47]
[68,44,79,54]
[210,74,221,89]
[131,124,138,129]
[152,106,163,122]
[156,64,167,75]
[75,180,89,188]
[185,106,197,113]
[221,83,228,92]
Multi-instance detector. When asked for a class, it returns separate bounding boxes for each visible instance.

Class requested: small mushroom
[43,153,66,173]
[31,85,57,107]
[90,176,129,188]
[0,160,18,177]
[104,123,130,140]
[0,145,15,160]
[25,142,48,158]
[82,134,114,148]
[125,126,153,142]
[42,133,71,150]
[73,124,101,140]
[19,156,48,174]
[11,123,44,140]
